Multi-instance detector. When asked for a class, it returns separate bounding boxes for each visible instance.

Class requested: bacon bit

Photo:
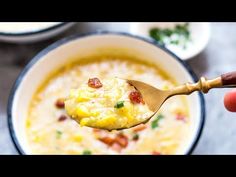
[58,115,67,122]
[152,151,161,155]
[129,90,145,104]
[98,137,115,146]
[55,98,65,109]
[97,133,129,151]
[114,133,128,148]
[88,78,103,88]
[132,124,147,132]
[176,114,186,122]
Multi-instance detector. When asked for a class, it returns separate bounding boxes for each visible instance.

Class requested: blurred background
[0,22,236,154]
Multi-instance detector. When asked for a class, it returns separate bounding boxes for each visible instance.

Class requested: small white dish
[129,22,211,60]
[0,22,75,43]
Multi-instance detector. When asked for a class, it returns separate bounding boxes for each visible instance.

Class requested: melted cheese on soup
[26,57,191,154]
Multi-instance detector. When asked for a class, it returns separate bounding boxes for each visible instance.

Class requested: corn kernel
[73,134,83,142]
[26,119,31,128]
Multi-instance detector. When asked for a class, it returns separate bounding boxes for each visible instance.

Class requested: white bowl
[0,22,75,43]
[129,22,211,60]
[7,32,205,154]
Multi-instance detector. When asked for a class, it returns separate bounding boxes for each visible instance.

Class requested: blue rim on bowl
[7,31,205,155]
[0,22,69,36]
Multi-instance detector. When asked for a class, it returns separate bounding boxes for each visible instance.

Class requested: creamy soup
[26,57,191,154]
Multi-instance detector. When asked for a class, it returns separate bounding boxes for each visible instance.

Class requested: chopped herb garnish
[151,114,164,129]
[56,130,63,139]
[149,23,190,49]
[82,150,92,155]
[132,134,139,141]
[114,101,125,108]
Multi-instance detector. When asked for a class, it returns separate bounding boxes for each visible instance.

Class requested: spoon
[127,71,236,126]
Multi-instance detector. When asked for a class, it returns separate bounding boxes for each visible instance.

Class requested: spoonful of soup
[65,77,153,130]
[65,71,236,130]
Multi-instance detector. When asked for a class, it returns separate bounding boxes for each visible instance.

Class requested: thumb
[224,89,236,112]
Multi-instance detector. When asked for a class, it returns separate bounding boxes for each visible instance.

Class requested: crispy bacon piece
[98,137,115,146]
[129,90,145,104]
[97,133,129,152]
[132,124,147,132]
[58,115,67,122]
[114,133,128,148]
[88,78,103,88]
[55,98,65,108]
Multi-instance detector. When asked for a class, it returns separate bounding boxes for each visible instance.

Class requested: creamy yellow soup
[26,57,190,154]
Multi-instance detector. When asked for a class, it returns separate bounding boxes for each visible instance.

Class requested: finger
[224,89,236,112]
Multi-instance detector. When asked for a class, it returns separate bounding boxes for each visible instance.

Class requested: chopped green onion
[56,130,63,139]
[82,150,92,155]
[114,101,125,109]
[132,134,139,141]
[149,23,190,49]
[151,114,164,129]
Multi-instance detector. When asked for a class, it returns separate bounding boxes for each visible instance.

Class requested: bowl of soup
[7,32,205,154]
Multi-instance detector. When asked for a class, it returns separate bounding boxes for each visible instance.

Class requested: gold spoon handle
[170,71,236,96]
